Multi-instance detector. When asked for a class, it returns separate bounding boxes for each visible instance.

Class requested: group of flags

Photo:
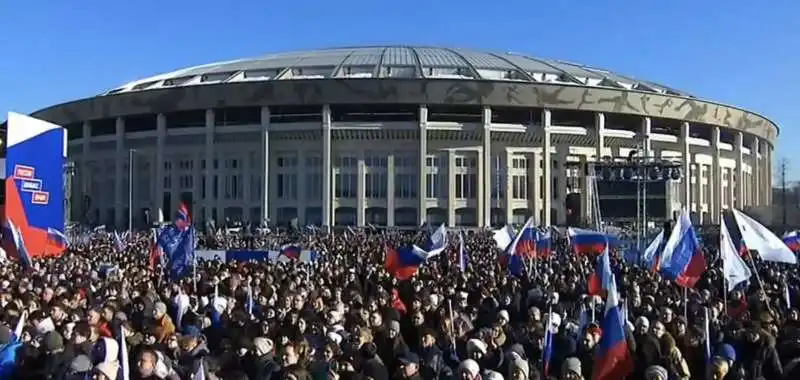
[384,224,448,280]
[384,217,627,281]
[638,207,797,293]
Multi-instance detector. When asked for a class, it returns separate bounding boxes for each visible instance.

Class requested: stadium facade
[15,46,777,228]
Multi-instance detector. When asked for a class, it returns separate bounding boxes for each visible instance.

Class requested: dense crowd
[0,225,799,380]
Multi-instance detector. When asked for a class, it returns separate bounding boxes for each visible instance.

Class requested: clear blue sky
[1,1,797,178]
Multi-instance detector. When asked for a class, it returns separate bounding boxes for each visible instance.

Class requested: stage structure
[586,146,683,249]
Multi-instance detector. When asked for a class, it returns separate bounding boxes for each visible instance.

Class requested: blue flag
[167,227,196,281]
[0,340,22,379]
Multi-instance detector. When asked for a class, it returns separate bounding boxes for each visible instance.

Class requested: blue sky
[1,1,797,178]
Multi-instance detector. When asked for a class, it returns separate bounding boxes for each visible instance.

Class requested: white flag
[732,209,797,264]
[720,216,752,291]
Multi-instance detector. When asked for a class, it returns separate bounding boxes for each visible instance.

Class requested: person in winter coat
[177,326,213,378]
[738,323,783,379]
[395,353,423,380]
[246,337,280,380]
[418,329,450,380]
[152,303,175,344]
[136,348,181,380]
[656,333,689,380]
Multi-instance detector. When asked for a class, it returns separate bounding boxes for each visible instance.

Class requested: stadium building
[8,46,778,228]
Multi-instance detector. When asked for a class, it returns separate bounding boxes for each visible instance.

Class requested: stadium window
[394,173,417,199]
[512,175,528,199]
[305,173,322,201]
[213,176,218,199]
[365,172,387,198]
[335,173,357,198]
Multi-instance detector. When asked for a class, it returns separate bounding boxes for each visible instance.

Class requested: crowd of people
[0,224,799,380]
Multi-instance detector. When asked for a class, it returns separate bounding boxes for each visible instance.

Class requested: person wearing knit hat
[644,365,668,380]
[68,354,92,378]
[458,359,481,380]
[153,301,175,344]
[508,353,529,380]
[253,337,274,356]
[562,357,583,379]
[93,361,120,380]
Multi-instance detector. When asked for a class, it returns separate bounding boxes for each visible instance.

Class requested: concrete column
[531,152,541,225]
[114,117,125,228]
[81,122,92,220]
[641,117,652,157]
[698,164,705,223]
[727,168,735,210]
[204,109,215,223]
[387,154,395,227]
[154,114,166,223]
[169,151,178,214]
[297,150,307,225]
[588,113,605,224]
[447,150,456,227]
[356,153,366,226]
[504,149,513,224]
[481,107,492,227]
[243,148,251,210]
[752,137,760,206]
[542,109,552,227]
[192,154,201,222]
[322,105,332,228]
[259,107,270,224]
[418,106,428,225]
[556,148,568,225]
[711,126,721,223]
[765,143,772,205]
[579,155,589,226]
[734,131,744,209]
[680,122,691,210]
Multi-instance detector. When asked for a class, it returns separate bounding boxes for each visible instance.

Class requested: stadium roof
[105,46,691,97]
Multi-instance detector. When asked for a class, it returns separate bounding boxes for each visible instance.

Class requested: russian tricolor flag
[148,228,163,271]
[658,209,707,288]
[784,231,800,252]
[508,217,537,258]
[588,239,614,296]
[568,227,609,255]
[46,228,68,249]
[280,245,302,260]
[175,202,191,230]
[535,230,552,258]
[504,217,535,276]
[3,218,32,270]
[385,245,429,280]
[592,276,633,380]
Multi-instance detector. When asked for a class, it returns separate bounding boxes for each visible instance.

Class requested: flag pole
[447,299,457,350]
[683,286,688,320]
[744,252,775,315]
[722,276,728,317]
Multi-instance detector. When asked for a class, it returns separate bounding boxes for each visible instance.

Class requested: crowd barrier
[195,249,320,263]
